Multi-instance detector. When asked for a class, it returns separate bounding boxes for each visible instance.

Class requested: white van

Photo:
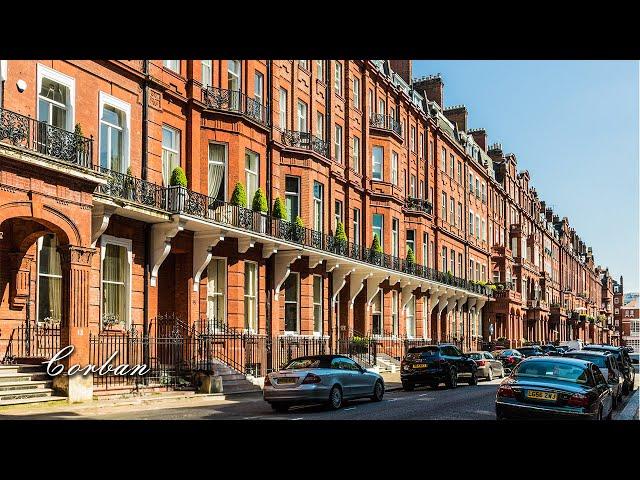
[559,340,584,351]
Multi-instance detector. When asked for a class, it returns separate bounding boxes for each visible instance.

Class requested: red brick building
[620,297,639,350]
[0,59,619,400]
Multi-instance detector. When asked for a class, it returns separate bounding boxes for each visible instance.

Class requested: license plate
[278,377,297,384]
[412,364,427,369]
[526,390,557,401]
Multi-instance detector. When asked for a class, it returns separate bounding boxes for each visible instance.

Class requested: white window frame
[208,141,227,201]
[313,275,323,336]
[353,77,360,108]
[392,290,399,336]
[206,257,227,326]
[98,91,131,173]
[284,272,300,335]
[406,296,416,338]
[372,289,383,336]
[279,88,288,131]
[334,124,342,162]
[244,261,258,333]
[372,214,383,250]
[313,181,324,233]
[36,64,75,132]
[334,200,343,230]
[245,149,259,206]
[391,151,398,185]
[334,61,343,96]
[352,135,360,172]
[353,208,360,245]
[285,175,300,221]
[163,60,180,73]
[372,145,383,181]
[201,60,212,88]
[36,234,62,324]
[423,297,429,339]
[254,71,264,106]
[162,125,181,186]
[297,100,308,133]
[392,218,399,257]
[100,235,133,329]
[316,111,324,140]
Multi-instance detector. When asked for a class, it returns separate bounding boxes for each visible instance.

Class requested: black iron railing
[202,86,270,128]
[281,130,330,158]
[0,107,93,168]
[2,321,61,363]
[165,188,491,296]
[405,196,433,214]
[270,335,330,372]
[96,167,166,210]
[369,113,402,137]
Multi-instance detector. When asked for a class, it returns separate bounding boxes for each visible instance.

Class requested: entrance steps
[0,364,66,406]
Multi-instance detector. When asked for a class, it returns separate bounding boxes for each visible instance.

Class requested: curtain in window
[38,235,62,322]
[208,145,225,201]
[103,244,127,323]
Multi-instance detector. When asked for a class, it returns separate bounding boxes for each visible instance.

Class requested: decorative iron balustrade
[281,130,330,158]
[165,187,491,297]
[0,107,93,168]
[405,196,433,214]
[369,113,403,136]
[202,86,270,128]
[96,167,166,210]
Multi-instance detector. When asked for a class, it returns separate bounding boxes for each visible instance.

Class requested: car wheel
[371,380,384,402]
[402,381,415,392]
[327,385,343,410]
[468,371,478,386]
[487,368,493,381]
[445,368,457,389]
[271,403,290,413]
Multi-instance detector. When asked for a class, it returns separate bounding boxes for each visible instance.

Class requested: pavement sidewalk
[380,371,402,391]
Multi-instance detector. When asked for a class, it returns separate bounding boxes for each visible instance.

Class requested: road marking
[344,407,357,411]
[290,417,303,421]
[243,416,263,420]
[475,410,494,415]
[418,397,434,401]
[419,393,430,397]
[387,398,399,402]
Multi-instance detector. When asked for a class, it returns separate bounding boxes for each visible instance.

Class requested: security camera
[16,79,27,93]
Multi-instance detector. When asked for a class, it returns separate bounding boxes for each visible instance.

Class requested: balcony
[527,299,549,310]
[369,113,403,139]
[95,167,166,211]
[405,196,433,215]
[280,130,330,159]
[165,186,491,297]
[0,107,93,169]
[202,87,270,129]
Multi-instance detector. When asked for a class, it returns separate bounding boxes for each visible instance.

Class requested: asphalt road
[15,377,505,420]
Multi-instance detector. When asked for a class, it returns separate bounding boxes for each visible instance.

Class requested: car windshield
[566,354,607,369]
[514,360,592,385]
[283,357,330,369]
[407,346,439,355]
[468,353,483,360]
[585,347,623,363]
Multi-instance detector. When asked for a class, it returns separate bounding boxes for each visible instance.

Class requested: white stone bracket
[366,274,389,308]
[401,282,415,309]
[192,232,225,292]
[91,204,117,247]
[349,271,372,308]
[274,251,302,300]
[332,266,355,306]
[150,218,185,287]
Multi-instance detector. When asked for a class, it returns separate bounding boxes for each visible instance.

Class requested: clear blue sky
[412,60,639,293]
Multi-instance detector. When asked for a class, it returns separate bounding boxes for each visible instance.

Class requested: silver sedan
[468,351,505,381]
[263,355,385,412]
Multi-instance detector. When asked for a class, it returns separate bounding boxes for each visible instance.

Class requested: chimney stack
[444,105,467,132]
[413,74,444,108]
[389,60,412,86]
[469,128,488,151]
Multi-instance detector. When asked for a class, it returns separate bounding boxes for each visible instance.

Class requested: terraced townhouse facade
[0,59,619,400]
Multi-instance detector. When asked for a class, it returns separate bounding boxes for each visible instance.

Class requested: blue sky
[412,60,639,293]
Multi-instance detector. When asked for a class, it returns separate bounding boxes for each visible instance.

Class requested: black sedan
[495,357,614,420]
[583,344,636,394]
[493,349,524,371]
[518,345,547,358]
[541,344,563,356]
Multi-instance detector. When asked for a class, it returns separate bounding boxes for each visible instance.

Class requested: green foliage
[74,123,83,137]
[406,246,415,264]
[334,221,347,243]
[371,234,382,253]
[488,284,497,291]
[230,182,247,207]
[273,197,287,220]
[252,188,268,213]
[169,166,187,187]
[294,216,304,228]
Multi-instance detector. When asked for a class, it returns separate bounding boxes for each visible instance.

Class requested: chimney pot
[413,74,444,108]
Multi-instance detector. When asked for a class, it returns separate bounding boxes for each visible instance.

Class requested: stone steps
[0,364,65,406]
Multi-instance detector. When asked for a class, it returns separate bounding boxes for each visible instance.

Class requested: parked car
[582,345,636,394]
[495,357,614,420]
[468,351,505,381]
[563,350,624,408]
[263,355,384,412]
[400,344,478,391]
[629,352,639,373]
[560,340,584,351]
[518,345,547,358]
[541,344,563,356]
[493,349,524,372]
[556,346,571,354]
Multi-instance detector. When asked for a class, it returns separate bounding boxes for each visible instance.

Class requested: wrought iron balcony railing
[369,113,402,137]
[95,167,166,210]
[405,196,433,214]
[281,130,330,158]
[165,186,491,297]
[0,107,93,168]
[202,87,270,128]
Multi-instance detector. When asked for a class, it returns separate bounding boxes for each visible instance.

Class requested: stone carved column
[55,245,96,403]
[9,251,35,308]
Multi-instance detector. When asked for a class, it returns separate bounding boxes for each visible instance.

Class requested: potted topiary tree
[230,182,247,208]
[406,246,415,273]
[334,221,347,255]
[74,123,88,166]
[124,166,135,201]
[228,182,247,226]
[370,234,382,265]
[252,188,268,233]
[168,166,188,212]
[273,196,287,238]
[293,215,305,242]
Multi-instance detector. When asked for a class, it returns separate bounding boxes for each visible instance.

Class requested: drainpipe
[142,60,149,180]
[266,60,273,345]
[142,60,150,375]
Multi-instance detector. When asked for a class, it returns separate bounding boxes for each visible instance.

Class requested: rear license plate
[526,390,557,401]
[278,378,297,384]
[412,364,427,369]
